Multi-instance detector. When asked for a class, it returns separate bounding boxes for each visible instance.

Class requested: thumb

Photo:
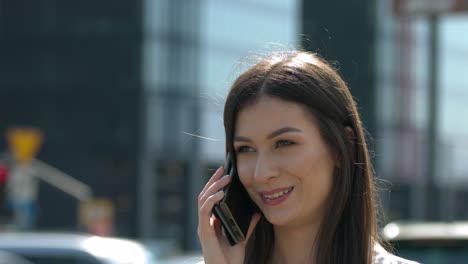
[245,213,262,241]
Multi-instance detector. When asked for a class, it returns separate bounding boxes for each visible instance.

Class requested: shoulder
[373,243,420,264]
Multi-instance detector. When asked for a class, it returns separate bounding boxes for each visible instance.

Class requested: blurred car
[382,221,468,264]
[157,253,203,264]
[0,232,157,264]
[0,250,34,264]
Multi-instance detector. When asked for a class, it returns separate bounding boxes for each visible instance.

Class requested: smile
[260,187,294,206]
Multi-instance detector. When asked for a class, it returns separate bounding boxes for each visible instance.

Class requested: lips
[259,187,294,206]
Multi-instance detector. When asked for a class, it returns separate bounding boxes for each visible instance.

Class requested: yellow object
[7,127,44,164]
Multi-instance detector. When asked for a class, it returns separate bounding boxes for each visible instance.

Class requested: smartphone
[212,153,257,246]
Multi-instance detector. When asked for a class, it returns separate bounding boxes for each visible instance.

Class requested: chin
[262,211,295,226]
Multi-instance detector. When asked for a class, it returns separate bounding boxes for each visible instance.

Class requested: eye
[236,145,255,153]
[276,140,295,148]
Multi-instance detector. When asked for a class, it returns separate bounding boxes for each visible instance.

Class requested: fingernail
[216,166,223,173]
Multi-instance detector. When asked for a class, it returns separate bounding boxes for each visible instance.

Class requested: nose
[253,153,279,183]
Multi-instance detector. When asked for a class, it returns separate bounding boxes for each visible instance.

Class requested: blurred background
[0,0,467,262]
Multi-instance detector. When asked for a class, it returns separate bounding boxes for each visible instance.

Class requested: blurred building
[0,0,300,251]
[0,1,142,235]
[302,0,468,224]
[139,0,300,250]
[374,0,468,222]
[1,0,467,252]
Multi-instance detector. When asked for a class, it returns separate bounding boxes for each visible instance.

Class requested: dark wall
[0,0,143,236]
[301,0,377,136]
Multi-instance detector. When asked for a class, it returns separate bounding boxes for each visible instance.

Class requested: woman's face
[234,96,335,227]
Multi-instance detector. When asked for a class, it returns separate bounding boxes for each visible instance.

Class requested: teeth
[264,189,290,199]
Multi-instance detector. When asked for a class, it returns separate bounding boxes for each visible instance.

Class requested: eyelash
[235,140,296,153]
[276,139,295,148]
[236,146,255,153]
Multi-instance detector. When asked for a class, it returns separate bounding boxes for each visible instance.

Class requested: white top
[373,243,420,264]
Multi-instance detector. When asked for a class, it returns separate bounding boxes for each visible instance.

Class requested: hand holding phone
[197,153,261,263]
[212,153,258,246]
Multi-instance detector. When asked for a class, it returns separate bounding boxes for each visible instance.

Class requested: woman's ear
[336,126,356,168]
[344,126,356,141]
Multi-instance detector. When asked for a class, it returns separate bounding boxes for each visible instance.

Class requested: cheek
[236,158,255,186]
[280,150,318,172]
[297,148,334,172]
[301,153,335,196]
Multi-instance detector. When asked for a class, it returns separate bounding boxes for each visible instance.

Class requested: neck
[271,220,321,264]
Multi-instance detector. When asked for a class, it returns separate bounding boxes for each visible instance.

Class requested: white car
[0,232,157,264]
[0,250,34,264]
[382,221,468,264]
[157,253,203,264]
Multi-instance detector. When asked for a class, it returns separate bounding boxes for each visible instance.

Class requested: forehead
[235,96,316,135]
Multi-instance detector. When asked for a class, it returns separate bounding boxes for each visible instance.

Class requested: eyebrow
[234,127,303,142]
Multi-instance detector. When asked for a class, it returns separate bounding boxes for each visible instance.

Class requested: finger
[198,174,231,207]
[245,213,262,242]
[202,166,224,193]
[198,190,225,238]
[199,166,224,200]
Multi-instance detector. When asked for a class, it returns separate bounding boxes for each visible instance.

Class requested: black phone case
[212,153,257,246]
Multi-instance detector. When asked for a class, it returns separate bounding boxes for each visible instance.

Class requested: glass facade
[376,0,468,221]
[0,1,142,235]
[140,0,300,250]
[199,0,300,159]
[439,16,468,186]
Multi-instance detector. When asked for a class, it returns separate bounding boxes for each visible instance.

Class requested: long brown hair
[223,51,377,264]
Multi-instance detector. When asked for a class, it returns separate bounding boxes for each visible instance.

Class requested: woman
[198,51,417,264]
